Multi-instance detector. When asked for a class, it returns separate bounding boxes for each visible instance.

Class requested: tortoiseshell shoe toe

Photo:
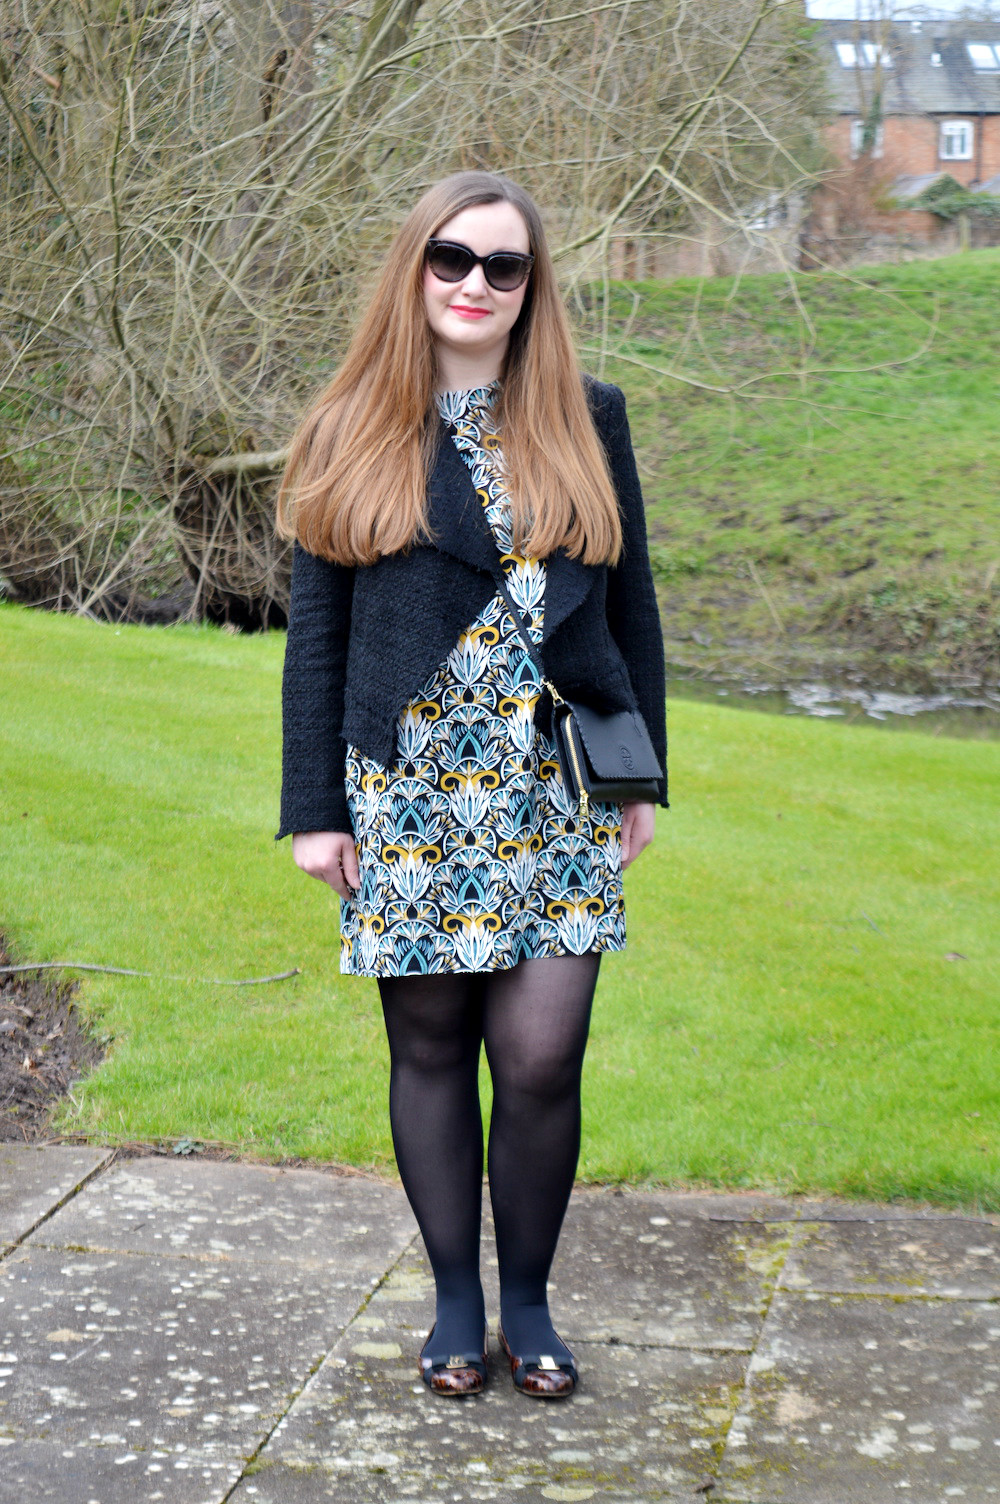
[498,1326,578,1399]
[419,1325,488,1396]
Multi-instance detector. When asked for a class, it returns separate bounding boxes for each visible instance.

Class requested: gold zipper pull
[579,789,589,820]
[543,677,566,706]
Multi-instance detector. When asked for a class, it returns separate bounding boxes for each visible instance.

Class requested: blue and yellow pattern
[340,383,625,976]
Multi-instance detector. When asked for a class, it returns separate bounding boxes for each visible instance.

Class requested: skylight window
[835,40,893,69]
[967,42,1000,70]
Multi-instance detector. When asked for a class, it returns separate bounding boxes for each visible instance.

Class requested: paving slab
[0,1144,113,1249]
[0,1437,244,1502]
[25,1158,417,1269]
[229,1456,685,1503]
[550,1192,804,1351]
[594,1189,993,1226]
[241,1246,746,1503]
[3,1151,999,1503]
[717,1289,1000,1503]
[0,1242,374,1456]
[779,1217,1000,1298]
[379,1191,799,1353]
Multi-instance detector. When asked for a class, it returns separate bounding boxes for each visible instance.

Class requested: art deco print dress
[338,383,626,977]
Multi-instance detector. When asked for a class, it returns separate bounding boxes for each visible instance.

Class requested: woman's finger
[621,805,634,868]
[341,840,361,892]
[322,856,349,900]
[621,801,655,870]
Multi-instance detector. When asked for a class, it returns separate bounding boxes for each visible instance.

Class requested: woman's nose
[459,263,489,296]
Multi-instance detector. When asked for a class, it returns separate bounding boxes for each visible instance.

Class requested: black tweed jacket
[277,378,667,838]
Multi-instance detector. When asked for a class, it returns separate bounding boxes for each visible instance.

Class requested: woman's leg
[482,952,600,1364]
[377,971,487,1359]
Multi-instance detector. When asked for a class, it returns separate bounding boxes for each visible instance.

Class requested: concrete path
[0,1144,998,1503]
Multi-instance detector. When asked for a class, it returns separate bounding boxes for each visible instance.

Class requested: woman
[276,171,667,1399]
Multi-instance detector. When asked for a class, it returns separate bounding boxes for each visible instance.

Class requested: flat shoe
[419,1323,488,1396]
[498,1325,577,1399]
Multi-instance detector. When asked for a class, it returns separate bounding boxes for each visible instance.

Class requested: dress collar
[435,380,500,427]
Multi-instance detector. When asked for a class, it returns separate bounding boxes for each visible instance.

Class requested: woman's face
[422,201,531,381]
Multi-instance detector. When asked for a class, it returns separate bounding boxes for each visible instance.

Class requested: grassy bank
[4,253,996,692]
[588,249,1000,687]
[2,604,997,1206]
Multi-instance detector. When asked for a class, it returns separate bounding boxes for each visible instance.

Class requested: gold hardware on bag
[545,679,589,817]
[564,716,589,819]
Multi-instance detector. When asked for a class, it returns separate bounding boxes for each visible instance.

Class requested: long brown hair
[276,172,622,566]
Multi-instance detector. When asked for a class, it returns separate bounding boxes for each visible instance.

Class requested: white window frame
[835,40,893,69]
[862,41,893,68]
[940,119,974,161]
[849,118,885,158]
[966,42,1000,71]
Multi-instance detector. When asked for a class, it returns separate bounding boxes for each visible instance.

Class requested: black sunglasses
[425,238,534,292]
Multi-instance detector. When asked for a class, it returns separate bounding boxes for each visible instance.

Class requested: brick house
[805,15,1000,259]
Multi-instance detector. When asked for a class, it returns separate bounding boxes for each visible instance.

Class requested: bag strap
[441,416,568,708]
[493,569,568,710]
[493,569,538,664]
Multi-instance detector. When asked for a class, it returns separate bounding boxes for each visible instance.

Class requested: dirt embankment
[650,558,999,698]
[0,941,105,1142]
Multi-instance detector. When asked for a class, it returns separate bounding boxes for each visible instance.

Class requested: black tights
[378,953,600,1364]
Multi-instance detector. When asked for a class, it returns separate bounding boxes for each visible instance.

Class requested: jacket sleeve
[276,540,356,839]
[600,384,669,809]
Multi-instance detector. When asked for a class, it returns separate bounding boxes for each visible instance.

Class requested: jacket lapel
[542,548,596,641]
[424,421,502,576]
[424,418,597,634]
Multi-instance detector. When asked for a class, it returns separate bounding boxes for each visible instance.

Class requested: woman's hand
[620,801,656,870]
[292,831,360,900]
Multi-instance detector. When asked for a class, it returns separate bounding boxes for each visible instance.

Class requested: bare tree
[0,0,825,625]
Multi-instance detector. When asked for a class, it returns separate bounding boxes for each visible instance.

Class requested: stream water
[666,673,1000,740]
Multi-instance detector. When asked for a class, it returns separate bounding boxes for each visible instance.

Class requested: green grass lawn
[2,602,997,1208]
[585,249,1000,679]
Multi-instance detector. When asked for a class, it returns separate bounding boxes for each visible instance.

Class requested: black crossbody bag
[495,571,663,819]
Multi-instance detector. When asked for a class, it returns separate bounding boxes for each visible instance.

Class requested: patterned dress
[339,383,626,977]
